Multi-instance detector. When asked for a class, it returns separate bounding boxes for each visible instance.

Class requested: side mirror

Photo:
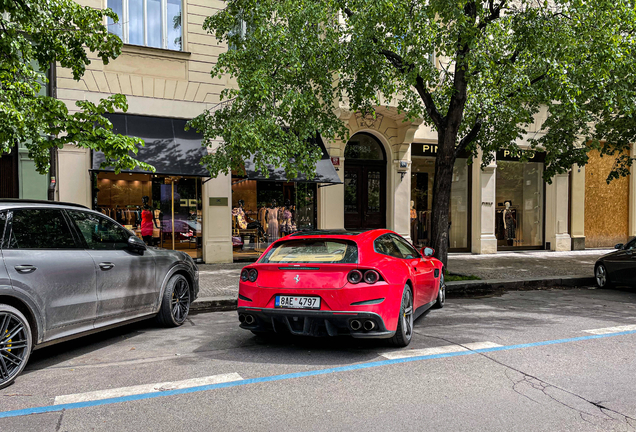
[615,243,624,250]
[128,235,147,253]
[422,247,435,257]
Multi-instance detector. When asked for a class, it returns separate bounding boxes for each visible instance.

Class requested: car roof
[285,229,393,241]
[0,199,89,211]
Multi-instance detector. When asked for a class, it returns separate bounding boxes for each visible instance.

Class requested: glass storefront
[410,143,471,251]
[495,151,545,249]
[231,178,317,261]
[92,172,203,261]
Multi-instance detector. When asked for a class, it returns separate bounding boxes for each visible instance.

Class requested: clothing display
[232,207,248,229]
[266,207,280,240]
[141,209,154,237]
[496,207,518,241]
[280,208,297,234]
[504,210,516,240]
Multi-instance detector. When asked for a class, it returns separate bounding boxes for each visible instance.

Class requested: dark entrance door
[344,133,386,230]
[0,145,19,198]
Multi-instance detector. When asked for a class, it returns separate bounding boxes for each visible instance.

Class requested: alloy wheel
[0,312,29,386]
[171,279,191,324]
[402,288,414,340]
[596,265,607,287]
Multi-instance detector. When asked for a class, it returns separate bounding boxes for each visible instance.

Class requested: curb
[190,296,237,313]
[190,275,597,313]
[445,275,596,298]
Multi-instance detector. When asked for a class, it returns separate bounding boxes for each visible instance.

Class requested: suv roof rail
[0,199,89,209]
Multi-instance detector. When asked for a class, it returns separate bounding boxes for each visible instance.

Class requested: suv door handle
[99,262,115,271]
[14,265,36,273]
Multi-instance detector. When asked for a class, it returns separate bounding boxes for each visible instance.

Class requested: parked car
[237,229,445,347]
[595,237,636,288]
[0,199,198,389]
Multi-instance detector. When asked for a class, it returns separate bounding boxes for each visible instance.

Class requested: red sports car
[237,229,445,346]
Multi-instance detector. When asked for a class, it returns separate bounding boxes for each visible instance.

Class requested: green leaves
[0,0,151,175]
[197,0,636,184]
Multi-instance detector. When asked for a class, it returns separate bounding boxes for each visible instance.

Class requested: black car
[595,237,636,288]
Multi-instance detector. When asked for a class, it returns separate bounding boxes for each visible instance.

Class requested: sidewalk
[191,249,610,311]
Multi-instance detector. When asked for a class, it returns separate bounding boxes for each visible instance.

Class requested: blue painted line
[1,329,635,419]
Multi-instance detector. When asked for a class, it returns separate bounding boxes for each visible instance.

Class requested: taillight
[347,270,363,284]
[241,269,249,282]
[248,269,258,282]
[363,270,379,284]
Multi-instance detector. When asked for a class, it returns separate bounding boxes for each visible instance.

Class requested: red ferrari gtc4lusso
[237,229,445,347]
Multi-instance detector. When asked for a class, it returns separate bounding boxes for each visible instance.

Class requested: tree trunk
[430,128,458,269]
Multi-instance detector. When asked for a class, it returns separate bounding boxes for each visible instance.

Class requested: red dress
[141,209,154,236]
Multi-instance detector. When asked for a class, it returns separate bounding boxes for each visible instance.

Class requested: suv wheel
[0,304,32,389]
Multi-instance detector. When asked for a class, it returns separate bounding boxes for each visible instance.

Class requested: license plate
[275,296,320,309]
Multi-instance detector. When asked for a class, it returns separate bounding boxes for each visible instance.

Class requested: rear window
[259,240,358,264]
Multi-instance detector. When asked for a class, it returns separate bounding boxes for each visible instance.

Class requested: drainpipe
[47,62,57,201]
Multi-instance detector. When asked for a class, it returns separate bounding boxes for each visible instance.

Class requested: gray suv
[0,200,199,388]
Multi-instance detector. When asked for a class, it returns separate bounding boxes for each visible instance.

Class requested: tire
[156,274,191,327]
[432,272,445,309]
[0,304,32,390]
[595,263,612,289]
[390,284,414,347]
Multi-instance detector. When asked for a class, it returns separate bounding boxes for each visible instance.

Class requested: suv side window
[0,212,6,248]
[625,237,636,250]
[390,234,420,259]
[5,209,77,249]
[67,210,131,250]
[374,234,403,258]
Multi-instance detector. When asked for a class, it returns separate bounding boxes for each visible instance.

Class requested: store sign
[331,157,340,167]
[209,197,228,206]
[412,143,439,157]
[411,143,471,159]
[496,149,546,163]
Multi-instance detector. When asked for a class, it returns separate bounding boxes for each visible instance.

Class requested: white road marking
[54,373,243,405]
[583,324,636,335]
[380,342,502,360]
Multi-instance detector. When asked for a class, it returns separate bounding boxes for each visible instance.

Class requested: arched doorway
[344,133,387,229]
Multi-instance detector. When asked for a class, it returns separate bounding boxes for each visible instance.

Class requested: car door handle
[14,265,36,273]
[99,262,115,271]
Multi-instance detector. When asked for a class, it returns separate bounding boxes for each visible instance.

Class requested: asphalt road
[1,287,636,432]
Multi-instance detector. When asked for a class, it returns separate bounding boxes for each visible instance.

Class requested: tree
[0,0,152,175]
[194,0,636,266]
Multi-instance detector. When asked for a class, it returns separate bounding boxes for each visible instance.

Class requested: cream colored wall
[570,165,586,249]
[545,173,571,251]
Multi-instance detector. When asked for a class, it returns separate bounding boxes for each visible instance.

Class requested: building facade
[54,0,636,263]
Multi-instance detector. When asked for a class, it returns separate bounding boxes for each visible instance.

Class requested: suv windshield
[260,240,358,264]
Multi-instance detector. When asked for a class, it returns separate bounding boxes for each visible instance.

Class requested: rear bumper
[237,307,395,339]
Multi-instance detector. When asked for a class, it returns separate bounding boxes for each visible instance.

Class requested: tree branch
[478,0,507,30]
[457,115,482,155]
[497,70,548,104]
[415,75,443,128]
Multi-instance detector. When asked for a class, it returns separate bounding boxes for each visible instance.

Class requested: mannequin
[410,200,418,245]
[281,199,296,234]
[266,199,279,241]
[140,196,157,245]
[232,199,248,229]
[503,200,516,246]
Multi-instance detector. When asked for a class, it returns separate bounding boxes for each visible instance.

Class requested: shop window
[495,160,544,249]
[107,0,182,51]
[93,172,202,261]
[410,157,470,251]
[231,178,317,261]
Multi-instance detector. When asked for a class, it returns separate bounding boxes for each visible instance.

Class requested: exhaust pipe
[238,314,246,323]
[350,320,362,331]
[363,320,376,331]
[245,315,255,325]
